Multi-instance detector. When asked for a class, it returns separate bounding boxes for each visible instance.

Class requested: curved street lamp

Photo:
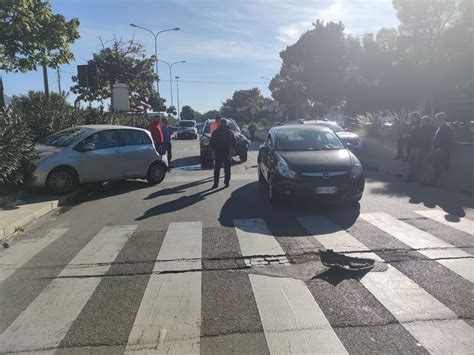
[158,60,186,109]
[129,24,180,93]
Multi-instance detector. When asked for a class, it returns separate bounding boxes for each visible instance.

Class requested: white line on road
[126,222,202,354]
[0,228,68,283]
[414,209,474,236]
[249,274,348,355]
[298,215,474,354]
[361,212,474,282]
[0,225,136,353]
[234,219,285,257]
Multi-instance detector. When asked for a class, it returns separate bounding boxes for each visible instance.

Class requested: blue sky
[2,0,399,113]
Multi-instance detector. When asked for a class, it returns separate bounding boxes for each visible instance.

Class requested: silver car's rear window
[40,127,93,147]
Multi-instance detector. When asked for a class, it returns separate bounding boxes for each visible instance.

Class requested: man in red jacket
[149,116,164,153]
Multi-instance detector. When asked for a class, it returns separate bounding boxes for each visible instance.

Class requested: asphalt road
[1,139,473,354]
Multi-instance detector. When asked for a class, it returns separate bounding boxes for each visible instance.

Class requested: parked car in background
[200,119,249,167]
[284,119,362,152]
[258,124,364,204]
[196,123,204,134]
[32,125,168,194]
[177,120,198,139]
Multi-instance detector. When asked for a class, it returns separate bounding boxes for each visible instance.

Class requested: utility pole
[42,64,50,98]
[57,68,62,95]
[175,76,180,120]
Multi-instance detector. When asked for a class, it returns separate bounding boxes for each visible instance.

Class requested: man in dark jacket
[427,112,453,185]
[210,118,236,188]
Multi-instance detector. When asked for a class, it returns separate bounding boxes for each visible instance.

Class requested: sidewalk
[359,137,473,195]
[0,190,78,241]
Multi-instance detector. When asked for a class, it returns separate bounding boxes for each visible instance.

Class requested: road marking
[414,209,474,235]
[249,274,348,354]
[0,225,136,353]
[361,213,474,282]
[298,215,474,354]
[126,222,202,354]
[0,228,68,283]
[154,221,202,272]
[234,219,285,257]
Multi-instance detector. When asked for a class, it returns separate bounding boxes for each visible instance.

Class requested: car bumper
[29,165,50,188]
[178,132,197,138]
[273,174,365,201]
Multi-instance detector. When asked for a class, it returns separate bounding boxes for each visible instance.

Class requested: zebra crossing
[0,210,473,354]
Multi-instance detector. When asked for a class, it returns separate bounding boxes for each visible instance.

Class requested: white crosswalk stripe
[1,212,473,354]
[250,274,348,354]
[126,222,202,354]
[0,225,136,354]
[298,215,474,354]
[415,209,474,235]
[0,228,68,283]
[361,212,474,282]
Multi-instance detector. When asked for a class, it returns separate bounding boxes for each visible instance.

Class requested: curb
[0,191,80,242]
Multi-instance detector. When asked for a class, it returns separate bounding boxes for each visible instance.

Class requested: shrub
[0,110,37,187]
[12,91,76,141]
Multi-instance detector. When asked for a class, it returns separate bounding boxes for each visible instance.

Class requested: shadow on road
[218,181,360,234]
[136,181,223,220]
[313,268,370,286]
[144,177,213,199]
[365,172,473,218]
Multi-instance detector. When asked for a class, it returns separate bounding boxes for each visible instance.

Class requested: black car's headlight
[201,138,210,146]
[350,163,363,179]
[277,160,296,179]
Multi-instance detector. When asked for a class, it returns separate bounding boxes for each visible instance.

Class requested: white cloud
[276,21,313,44]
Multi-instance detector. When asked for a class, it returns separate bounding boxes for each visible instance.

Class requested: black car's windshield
[276,129,345,151]
[179,121,196,128]
[40,127,92,147]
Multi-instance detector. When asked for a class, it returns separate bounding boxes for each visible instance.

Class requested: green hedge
[0,110,37,188]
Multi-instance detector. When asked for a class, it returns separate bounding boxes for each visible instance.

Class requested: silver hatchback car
[31,125,168,194]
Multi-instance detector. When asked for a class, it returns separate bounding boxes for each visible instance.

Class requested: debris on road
[319,249,375,271]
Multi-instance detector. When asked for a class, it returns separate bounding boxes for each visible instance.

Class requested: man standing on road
[149,116,163,153]
[248,122,257,141]
[160,117,177,167]
[427,112,453,185]
[210,118,236,189]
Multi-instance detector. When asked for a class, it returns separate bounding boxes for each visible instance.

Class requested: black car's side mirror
[260,144,270,153]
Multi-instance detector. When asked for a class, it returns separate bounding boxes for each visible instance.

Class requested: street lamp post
[129,24,180,94]
[260,76,272,82]
[157,59,185,110]
[175,76,180,120]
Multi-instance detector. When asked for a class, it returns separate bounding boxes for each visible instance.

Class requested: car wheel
[46,167,78,194]
[146,162,166,184]
[268,176,283,205]
[258,166,265,183]
[239,150,248,162]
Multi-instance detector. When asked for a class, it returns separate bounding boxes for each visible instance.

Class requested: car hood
[336,131,359,140]
[277,149,351,172]
[35,144,64,160]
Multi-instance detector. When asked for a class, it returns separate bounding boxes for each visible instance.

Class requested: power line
[160,79,269,85]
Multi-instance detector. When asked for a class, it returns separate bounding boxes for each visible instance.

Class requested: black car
[258,125,364,204]
[200,119,249,168]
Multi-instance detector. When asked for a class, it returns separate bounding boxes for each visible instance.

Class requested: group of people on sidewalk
[394,112,453,185]
[149,115,236,189]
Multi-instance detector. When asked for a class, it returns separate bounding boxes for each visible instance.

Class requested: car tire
[146,162,166,184]
[268,176,283,205]
[46,167,78,194]
[239,150,248,162]
[258,166,265,183]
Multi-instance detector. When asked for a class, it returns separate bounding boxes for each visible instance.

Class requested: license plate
[315,186,337,194]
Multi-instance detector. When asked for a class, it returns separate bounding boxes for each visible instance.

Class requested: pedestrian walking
[160,117,177,167]
[404,115,423,182]
[426,112,453,185]
[149,116,164,153]
[210,118,236,189]
[394,113,417,161]
[248,122,257,141]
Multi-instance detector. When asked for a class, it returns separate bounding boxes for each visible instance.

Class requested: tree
[0,0,79,96]
[270,21,348,117]
[71,37,159,108]
[220,88,268,123]
[180,105,195,120]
